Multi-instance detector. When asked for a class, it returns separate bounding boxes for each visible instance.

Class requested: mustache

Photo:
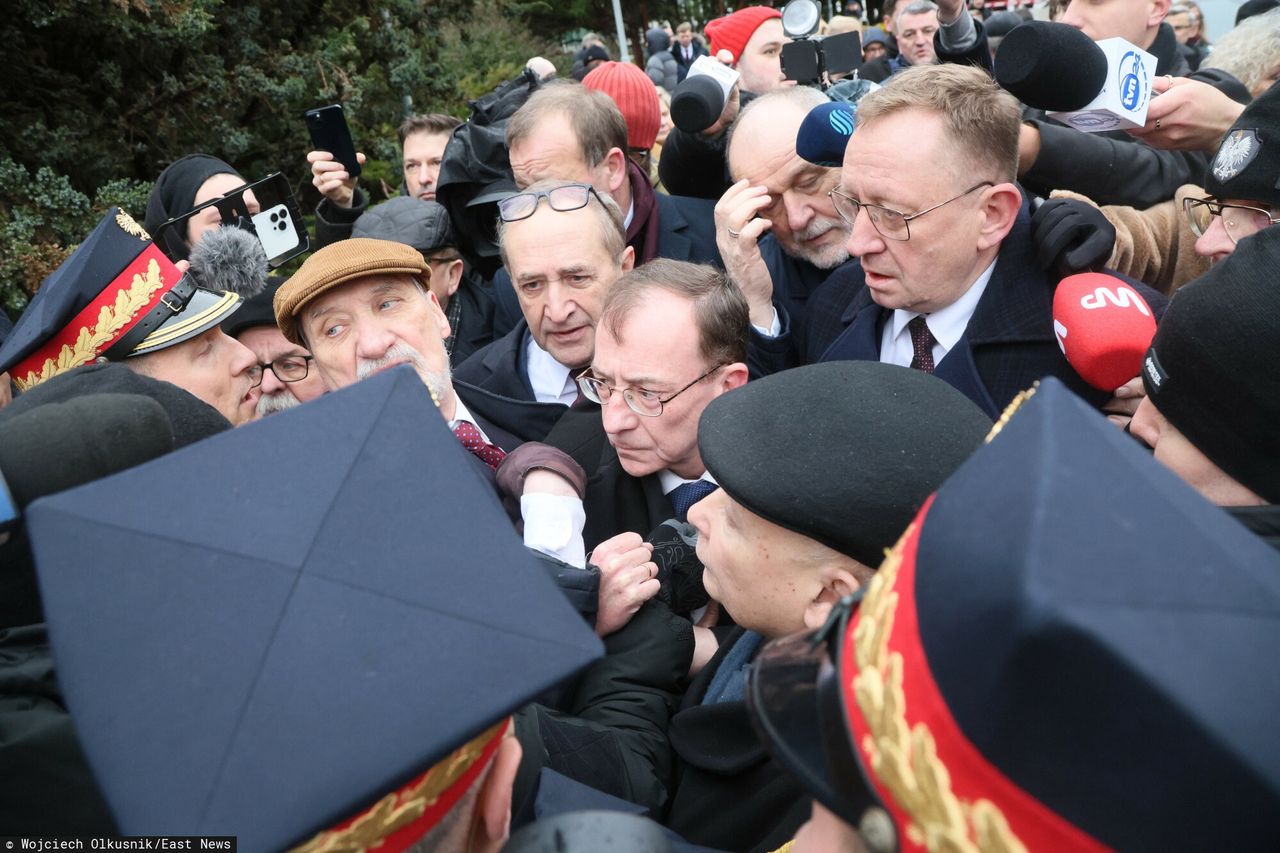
[797,216,847,242]
[256,390,301,417]
[356,343,427,381]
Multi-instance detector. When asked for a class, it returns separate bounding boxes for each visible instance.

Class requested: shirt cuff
[751,306,783,338]
[521,493,588,569]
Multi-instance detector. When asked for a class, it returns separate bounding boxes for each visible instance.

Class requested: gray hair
[1203,8,1280,95]
[496,179,627,270]
[894,0,940,30]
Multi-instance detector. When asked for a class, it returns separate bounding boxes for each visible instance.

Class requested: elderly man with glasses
[810,64,1165,419]
[454,180,636,444]
[222,280,327,418]
[544,258,749,552]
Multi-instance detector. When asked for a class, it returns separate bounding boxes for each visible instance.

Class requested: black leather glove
[645,519,709,618]
[1031,197,1117,279]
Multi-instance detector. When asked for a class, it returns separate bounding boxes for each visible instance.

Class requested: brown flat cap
[274,238,428,344]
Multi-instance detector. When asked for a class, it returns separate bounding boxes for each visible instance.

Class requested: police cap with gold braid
[748,378,1280,851]
[0,208,242,392]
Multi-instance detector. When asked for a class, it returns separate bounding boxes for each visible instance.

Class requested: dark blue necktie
[670,479,718,521]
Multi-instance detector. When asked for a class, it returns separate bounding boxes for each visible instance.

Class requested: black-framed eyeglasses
[246,354,313,388]
[828,181,994,241]
[497,183,603,223]
[1183,196,1280,244]
[576,364,725,417]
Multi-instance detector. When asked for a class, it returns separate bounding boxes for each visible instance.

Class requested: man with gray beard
[222,281,327,418]
[274,238,546,455]
[720,86,854,340]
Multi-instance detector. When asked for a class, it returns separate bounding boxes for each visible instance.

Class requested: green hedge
[0,0,572,319]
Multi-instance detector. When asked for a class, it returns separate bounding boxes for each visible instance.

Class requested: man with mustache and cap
[745,378,1280,851]
[275,236,575,456]
[0,208,261,426]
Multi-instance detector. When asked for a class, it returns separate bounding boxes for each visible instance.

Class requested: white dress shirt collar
[881,258,998,367]
[658,469,718,496]
[524,334,578,405]
[449,397,491,443]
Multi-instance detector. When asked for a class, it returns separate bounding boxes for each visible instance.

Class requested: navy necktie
[670,479,718,521]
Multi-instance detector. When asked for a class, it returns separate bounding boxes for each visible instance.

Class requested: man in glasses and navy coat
[793,65,1166,421]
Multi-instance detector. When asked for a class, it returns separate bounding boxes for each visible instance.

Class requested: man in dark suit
[454,182,634,443]
[814,64,1158,419]
[672,21,708,82]
[487,83,724,334]
[547,260,749,551]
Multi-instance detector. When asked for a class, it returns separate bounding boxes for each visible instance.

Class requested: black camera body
[782,30,864,87]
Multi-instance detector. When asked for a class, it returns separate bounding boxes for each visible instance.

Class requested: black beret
[1203,82,1280,207]
[221,276,286,338]
[1141,226,1280,503]
[698,362,992,567]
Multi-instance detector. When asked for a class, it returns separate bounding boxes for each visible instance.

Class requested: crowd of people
[2,0,1279,849]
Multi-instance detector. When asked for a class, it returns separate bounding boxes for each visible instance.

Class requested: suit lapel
[819,287,882,363]
[654,194,693,262]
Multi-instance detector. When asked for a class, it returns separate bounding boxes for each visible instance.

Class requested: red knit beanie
[583,61,661,150]
[705,6,783,64]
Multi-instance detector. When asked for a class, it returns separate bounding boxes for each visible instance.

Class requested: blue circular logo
[1117,51,1148,112]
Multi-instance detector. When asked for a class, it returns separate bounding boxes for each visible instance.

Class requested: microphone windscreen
[671,75,726,134]
[1052,273,1157,391]
[796,101,856,167]
[188,225,269,297]
[0,394,175,508]
[996,21,1109,113]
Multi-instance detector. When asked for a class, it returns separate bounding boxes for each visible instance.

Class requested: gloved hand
[1031,197,1117,279]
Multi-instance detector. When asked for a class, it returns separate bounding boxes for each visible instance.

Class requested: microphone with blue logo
[995,21,1156,133]
[796,101,858,168]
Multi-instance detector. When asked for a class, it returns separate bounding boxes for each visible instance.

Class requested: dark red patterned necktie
[908,315,936,374]
[452,421,507,470]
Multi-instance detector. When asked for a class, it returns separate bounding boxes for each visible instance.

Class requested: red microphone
[1052,273,1157,391]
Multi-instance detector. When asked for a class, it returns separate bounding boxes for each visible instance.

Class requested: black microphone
[188,224,270,297]
[996,21,1108,113]
[671,74,726,134]
[0,394,175,512]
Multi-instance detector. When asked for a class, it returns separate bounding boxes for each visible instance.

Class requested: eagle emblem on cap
[1212,130,1259,182]
[115,210,150,241]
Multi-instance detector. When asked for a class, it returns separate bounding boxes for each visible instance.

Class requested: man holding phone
[308,113,461,248]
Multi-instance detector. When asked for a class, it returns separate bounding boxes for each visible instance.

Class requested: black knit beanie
[1141,226,1280,503]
